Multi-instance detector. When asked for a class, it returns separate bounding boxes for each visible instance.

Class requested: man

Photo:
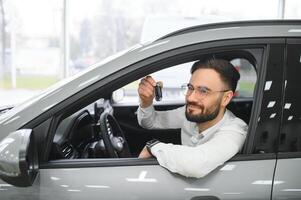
[137,58,248,178]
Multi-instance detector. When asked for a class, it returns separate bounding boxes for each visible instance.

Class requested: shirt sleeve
[151,127,247,178]
[137,105,185,129]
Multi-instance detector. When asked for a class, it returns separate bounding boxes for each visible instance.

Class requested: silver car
[0,20,301,200]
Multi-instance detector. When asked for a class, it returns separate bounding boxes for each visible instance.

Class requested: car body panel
[272,158,301,200]
[0,159,276,200]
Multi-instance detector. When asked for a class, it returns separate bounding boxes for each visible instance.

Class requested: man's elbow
[176,165,211,178]
[138,119,154,129]
[178,160,224,178]
[179,170,208,178]
[137,115,148,128]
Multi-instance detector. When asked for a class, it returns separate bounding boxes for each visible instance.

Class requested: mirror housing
[112,88,125,103]
[0,129,38,187]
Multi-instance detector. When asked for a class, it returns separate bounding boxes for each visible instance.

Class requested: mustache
[186,101,205,110]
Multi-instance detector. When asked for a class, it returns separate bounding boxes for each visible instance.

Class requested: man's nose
[186,89,199,102]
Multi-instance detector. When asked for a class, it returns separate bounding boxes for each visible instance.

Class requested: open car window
[48,52,257,161]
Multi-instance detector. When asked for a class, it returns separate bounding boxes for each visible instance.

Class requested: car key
[154,82,162,101]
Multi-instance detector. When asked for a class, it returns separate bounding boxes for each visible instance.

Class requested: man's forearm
[137,105,156,129]
[150,131,245,178]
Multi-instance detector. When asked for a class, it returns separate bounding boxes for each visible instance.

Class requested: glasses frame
[181,83,230,99]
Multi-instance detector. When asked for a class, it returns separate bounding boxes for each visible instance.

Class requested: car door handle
[191,196,220,200]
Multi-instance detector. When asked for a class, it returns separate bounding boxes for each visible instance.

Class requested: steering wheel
[99,112,131,158]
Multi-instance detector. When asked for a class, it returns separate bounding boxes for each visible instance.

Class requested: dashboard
[49,100,113,160]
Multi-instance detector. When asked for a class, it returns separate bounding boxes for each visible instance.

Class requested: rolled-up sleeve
[137,105,185,129]
[151,127,247,178]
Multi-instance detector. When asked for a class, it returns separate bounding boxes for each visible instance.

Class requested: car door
[272,39,301,200]
[0,39,283,200]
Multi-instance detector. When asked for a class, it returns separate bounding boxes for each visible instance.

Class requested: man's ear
[221,91,234,107]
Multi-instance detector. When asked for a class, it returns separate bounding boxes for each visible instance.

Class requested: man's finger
[145,76,156,87]
[138,87,154,98]
[140,78,154,88]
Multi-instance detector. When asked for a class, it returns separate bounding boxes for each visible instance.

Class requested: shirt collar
[193,109,230,137]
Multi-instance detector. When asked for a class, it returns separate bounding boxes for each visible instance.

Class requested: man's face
[185,68,228,123]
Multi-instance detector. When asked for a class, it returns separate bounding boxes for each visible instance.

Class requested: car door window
[272,40,301,200]
[278,42,301,153]
[250,44,285,154]
[49,52,260,161]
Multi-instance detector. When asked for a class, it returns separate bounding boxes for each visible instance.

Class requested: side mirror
[0,129,38,187]
[112,88,125,103]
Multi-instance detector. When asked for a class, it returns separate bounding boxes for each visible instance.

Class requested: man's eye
[199,88,209,94]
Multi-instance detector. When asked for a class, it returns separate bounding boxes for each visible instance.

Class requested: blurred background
[0,0,300,106]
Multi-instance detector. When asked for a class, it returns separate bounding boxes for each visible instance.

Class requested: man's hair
[190,58,240,93]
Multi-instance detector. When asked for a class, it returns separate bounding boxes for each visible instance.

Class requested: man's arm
[137,75,184,129]
[138,76,157,108]
[148,128,247,178]
[137,105,185,129]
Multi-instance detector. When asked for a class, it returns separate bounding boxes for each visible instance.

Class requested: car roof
[158,20,301,41]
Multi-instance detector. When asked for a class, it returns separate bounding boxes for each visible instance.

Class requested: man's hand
[138,76,157,108]
[138,146,153,158]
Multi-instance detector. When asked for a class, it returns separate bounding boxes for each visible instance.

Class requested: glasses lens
[198,87,209,96]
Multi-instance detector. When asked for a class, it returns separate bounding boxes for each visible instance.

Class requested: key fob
[155,83,162,101]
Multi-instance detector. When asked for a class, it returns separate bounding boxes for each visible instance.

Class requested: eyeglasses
[181,83,230,99]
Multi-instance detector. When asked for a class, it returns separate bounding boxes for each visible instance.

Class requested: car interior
[48,50,258,161]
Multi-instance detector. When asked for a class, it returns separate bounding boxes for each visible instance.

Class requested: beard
[185,101,221,123]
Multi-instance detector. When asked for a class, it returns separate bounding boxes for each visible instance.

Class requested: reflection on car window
[279,43,301,153]
[252,44,284,154]
[231,58,256,98]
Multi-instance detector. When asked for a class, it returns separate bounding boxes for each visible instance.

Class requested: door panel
[273,157,301,200]
[0,159,276,200]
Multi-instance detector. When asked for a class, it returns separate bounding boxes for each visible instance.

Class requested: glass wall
[0,0,62,105]
[0,0,299,106]
[284,0,301,19]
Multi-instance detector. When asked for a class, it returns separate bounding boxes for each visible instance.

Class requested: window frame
[25,38,283,168]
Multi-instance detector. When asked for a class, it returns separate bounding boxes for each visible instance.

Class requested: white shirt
[137,105,248,178]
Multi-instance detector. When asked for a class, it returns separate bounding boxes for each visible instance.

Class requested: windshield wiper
[0,105,14,115]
